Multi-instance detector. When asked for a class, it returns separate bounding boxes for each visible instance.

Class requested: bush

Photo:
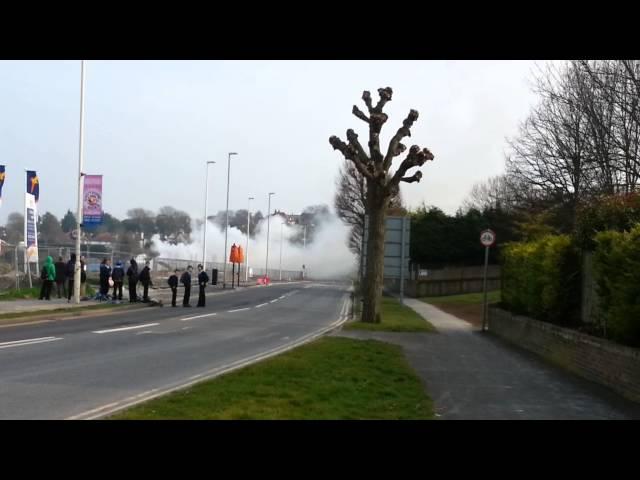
[576,193,640,249]
[592,225,640,347]
[501,235,581,325]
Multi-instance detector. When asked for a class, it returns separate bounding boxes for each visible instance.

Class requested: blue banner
[26,170,39,203]
[0,165,5,206]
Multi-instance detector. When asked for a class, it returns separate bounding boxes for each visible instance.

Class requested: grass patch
[345,296,436,332]
[420,290,501,327]
[0,302,136,323]
[0,287,41,301]
[111,337,434,420]
[421,290,501,306]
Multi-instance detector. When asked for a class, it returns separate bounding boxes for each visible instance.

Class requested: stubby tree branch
[388,145,435,189]
[352,105,370,124]
[384,109,419,170]
[329,135,373,180]
[362,91,373,113]
[373,87,393,113]
[400,171,423,183]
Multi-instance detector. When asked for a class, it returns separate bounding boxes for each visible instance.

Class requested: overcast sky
[0,60,544,224]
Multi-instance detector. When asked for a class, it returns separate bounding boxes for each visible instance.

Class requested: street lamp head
[229,152,238,156]
[269,192,275,196]
[207,161,216,164]
[249,196,255,200]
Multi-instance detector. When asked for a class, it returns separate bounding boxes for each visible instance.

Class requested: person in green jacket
[39,255,56,301]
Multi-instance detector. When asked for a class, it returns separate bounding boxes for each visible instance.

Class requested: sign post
[480,229,496,332]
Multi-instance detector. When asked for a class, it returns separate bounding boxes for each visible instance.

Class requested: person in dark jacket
[80,256,87,298]
[197,264,209,307]
[54,256,66,298]
[112,261,125,301]
[180,266,192,307]
[66,254,77,303]
[139,261,152,302]
[168,269,179,307]
[126,258,139,303]
[99,258,112,300]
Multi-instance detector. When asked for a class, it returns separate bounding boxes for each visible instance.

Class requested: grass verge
[0,302,140,324]
[0,287,41,301]
[420,291,501,327]
[345,296,436,332]
[110,337,434,420]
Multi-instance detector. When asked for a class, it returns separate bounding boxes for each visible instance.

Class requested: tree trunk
[362,191,387,323]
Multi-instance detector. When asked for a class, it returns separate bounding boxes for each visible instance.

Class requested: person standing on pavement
[112,261,125,302]
[196,264,209,307]
[99,258,112,300]
[139,260,152,303]
[80,256,87,299]
[66,253,76,303]
[181,265,192,307]
[54,256,66,299]
[39,255,56,300]
[168,269,179,307]
[126,258,139,303]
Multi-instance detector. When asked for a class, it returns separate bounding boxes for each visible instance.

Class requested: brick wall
[488,307,640,403]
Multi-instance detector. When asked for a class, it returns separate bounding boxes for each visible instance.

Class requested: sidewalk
[336,299,640,419]
[0,279,308,318]
[0,297,102,316]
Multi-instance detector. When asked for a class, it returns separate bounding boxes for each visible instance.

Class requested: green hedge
[501,235,581,325]
[593,225,640,347]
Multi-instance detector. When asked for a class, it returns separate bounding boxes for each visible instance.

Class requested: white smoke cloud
[151,212,357,279]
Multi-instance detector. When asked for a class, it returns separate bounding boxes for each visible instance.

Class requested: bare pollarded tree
[334,160,405,256]
[329,87,434,324]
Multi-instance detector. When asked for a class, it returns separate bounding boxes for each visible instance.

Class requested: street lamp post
[245,196,254,283]
[74,60,86,305]
[222,152,238,288]
[202,161,216,271]
[279,222,284,281]
[265,192,275,280]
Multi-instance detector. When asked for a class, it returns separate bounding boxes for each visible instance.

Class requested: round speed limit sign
[480,229,496,247]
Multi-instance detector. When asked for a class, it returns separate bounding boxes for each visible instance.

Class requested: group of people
[167,264,209,307]
[98,258,153,303]
[39,255,211,308]
[39,254,88,302]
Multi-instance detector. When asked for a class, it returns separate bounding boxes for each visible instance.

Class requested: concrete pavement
[336,299,640,419]
[0,281,349,419]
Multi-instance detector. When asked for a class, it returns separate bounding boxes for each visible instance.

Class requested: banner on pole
[0,165,5,207]
[26,170,39,203]
[24,193,38,263]
[83,175,103,225]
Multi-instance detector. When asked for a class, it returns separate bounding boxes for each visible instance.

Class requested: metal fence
[152,257,304,285]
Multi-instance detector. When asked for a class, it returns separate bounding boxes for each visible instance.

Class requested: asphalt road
[0,281,351,419]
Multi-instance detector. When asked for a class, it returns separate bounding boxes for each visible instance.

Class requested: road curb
[67,288,352,420]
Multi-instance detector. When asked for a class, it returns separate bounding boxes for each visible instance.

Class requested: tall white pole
[245,196,253,283]
[265,192,274,279]
[74,60,86,304]
[279,222,283,281]
[222,152,237,288]
[202,161,215,270]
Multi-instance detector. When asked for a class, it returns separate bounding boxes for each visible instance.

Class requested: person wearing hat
[112,260,125,302]
[197,264,209,307]
[168,268,179,307]
[180,266,193,307]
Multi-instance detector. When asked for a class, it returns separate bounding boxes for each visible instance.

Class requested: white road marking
[180,312,217,322]
[0,336,62,349]
[228,308,250,313]
[255,303,268,308]
[270,299,278,303]
[278,295,285,299]
[93,323,159,334]
[68,292,352,420]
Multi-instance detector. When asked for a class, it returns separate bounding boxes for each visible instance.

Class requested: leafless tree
[334,161,404,256]
[330,87,434,323]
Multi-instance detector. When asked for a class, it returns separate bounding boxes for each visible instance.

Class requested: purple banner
[83,175,103,225]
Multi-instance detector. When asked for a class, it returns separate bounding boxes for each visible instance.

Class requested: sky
[0,60,544,224]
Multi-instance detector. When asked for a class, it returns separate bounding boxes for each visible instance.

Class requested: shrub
[576,192,640,249]
[501,235,581,325]
[593,225,640,347]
